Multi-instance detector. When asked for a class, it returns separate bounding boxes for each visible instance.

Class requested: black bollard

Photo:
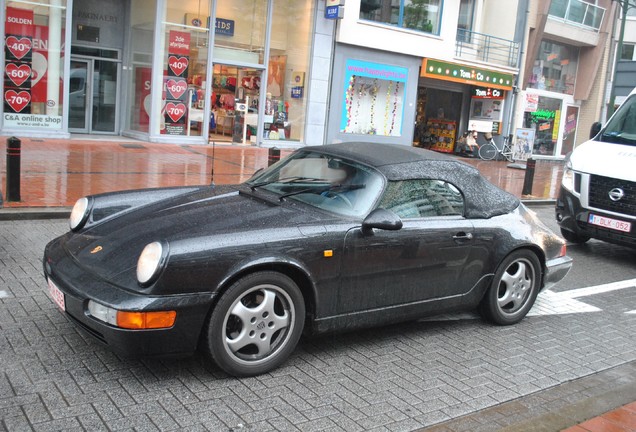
[522,157,536,196]
[6,136,21,202]
[268,147,280,166]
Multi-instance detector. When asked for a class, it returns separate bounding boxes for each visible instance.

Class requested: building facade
[1,0,335,146]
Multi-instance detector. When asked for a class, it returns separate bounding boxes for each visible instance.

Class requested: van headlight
[136,241,168,286]
[561,160,575,193]
[69,197,92,231]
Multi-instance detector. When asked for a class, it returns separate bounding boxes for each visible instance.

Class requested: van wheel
[560,228,590,244]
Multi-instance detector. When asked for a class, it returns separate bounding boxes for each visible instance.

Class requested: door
[69,58,119,134]
[69,59,90,132]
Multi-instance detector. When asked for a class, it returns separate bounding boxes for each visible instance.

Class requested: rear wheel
[560,227,590,244]
[478,143,498,160]
[480,250,541,325]
[203,272,305,377]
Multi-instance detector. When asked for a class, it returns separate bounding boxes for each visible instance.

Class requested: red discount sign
[6,36,32,60]
[166,78,187,99]
[5,63,32,87]
[5,89,31,112]
[165,102,186,123]
[168,56,189,77]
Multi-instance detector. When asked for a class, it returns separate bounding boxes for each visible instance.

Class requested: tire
[203,271,305,377]
[480,250,541,325]
[478,143,497,160]
[560,227,590,244]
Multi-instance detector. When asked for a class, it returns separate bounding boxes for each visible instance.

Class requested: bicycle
[478,134,515,162]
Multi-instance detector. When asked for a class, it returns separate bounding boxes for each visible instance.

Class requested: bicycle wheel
[478,143,498,160]
[504,146,515,162]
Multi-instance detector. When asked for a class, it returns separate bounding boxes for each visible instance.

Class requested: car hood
[571,140,636,181]
[64,185,329,284]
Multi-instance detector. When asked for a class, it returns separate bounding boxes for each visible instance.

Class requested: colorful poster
[162,31,191,135]
[513,128,535,162]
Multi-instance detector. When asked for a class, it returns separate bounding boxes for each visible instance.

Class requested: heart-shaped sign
[6,36,32,60]
[165,102,186,123]
[5,89,31,112]
[166,79,187,99]
[168,56,189,77]
[5,63,32,87]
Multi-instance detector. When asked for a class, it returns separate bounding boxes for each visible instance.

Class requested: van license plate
[588,214,632,233]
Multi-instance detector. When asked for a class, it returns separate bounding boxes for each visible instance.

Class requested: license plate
[48,278,65,311]
[588,214,632,233]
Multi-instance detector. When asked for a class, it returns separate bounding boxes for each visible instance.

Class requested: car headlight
[561,160,575,193]
[88,300,176,329]
[69,197,91,231]
[137,241,168,286]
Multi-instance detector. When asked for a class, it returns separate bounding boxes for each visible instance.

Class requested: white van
[555,87,636,248]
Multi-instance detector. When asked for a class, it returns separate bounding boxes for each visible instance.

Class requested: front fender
[82,186,210,230]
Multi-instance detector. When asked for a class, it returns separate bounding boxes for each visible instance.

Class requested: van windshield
[600,94,636,146]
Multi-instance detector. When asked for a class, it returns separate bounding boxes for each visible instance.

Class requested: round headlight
[69,197,91,231]
[137,241,166,285]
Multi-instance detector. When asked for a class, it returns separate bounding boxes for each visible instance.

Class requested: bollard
[268,147,280,166]
[6,136,21,202]
[522,157,536,196]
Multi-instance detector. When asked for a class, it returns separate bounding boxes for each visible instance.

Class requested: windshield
[600,94,636,146]
[247,150,385,218]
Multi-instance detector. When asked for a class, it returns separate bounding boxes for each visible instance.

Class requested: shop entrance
[69,53,120,134]
[414,87,463,153]
[211,64,263,144]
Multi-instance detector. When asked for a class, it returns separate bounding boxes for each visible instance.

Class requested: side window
[379,179,464,219]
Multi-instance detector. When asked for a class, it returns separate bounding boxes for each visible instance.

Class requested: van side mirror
[589,122,602,139]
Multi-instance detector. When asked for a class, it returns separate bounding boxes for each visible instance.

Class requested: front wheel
[480,250,541,325]
[478,143,498,160]
[203,272,305,377]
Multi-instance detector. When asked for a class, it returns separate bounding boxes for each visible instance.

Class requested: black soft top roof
[303,142,520,219]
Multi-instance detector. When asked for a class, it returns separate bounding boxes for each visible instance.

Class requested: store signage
[215,18,234,36]
[163,31,191,135]
[530,109,556,121]
[291,87,303,98]
[472,87,504,99]
[422,59,514,90]
[325,0,343,19]
[4,7,33,116]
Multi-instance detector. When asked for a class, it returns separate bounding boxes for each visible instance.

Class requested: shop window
[360,0,442,35]
[126,0,156,133]
[340,59,408,137]
[523,95,562,157]
[528,40,579,95]
[457,0,475,42]
[157,0,210,137]
[214,0,267,64]
[263,0,314,142]
[3,1,67,131]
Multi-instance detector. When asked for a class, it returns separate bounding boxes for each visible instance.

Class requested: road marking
[419,278,636,322]
[529,278,636,316]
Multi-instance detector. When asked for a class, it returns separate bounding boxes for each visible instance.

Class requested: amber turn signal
[116,310,177,329]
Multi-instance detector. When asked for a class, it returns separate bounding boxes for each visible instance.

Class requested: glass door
[69,59,90,132]
[69,57,119,134]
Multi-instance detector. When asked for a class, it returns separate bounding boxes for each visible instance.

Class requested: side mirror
[362,208,403,233]
[589,122,602,139]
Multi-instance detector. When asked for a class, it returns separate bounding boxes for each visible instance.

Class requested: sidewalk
[0,135,562,210]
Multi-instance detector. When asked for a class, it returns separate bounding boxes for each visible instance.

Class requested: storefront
[1,0,318,146]
[416,58,515,153]
[325,44,421,146]
[520,39,581,159]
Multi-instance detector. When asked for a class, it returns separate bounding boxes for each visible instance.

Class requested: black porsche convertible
[43,142,572,376]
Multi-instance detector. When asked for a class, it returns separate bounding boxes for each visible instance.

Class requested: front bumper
[556,186,636,248]
[43,238,216,358]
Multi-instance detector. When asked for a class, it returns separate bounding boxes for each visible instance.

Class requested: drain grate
[121,143,146,149]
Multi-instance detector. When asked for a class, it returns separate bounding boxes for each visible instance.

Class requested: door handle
[453,232,473,241]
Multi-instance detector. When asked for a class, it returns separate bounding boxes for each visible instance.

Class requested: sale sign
[163,30,191,135]
[4,7,34,114]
